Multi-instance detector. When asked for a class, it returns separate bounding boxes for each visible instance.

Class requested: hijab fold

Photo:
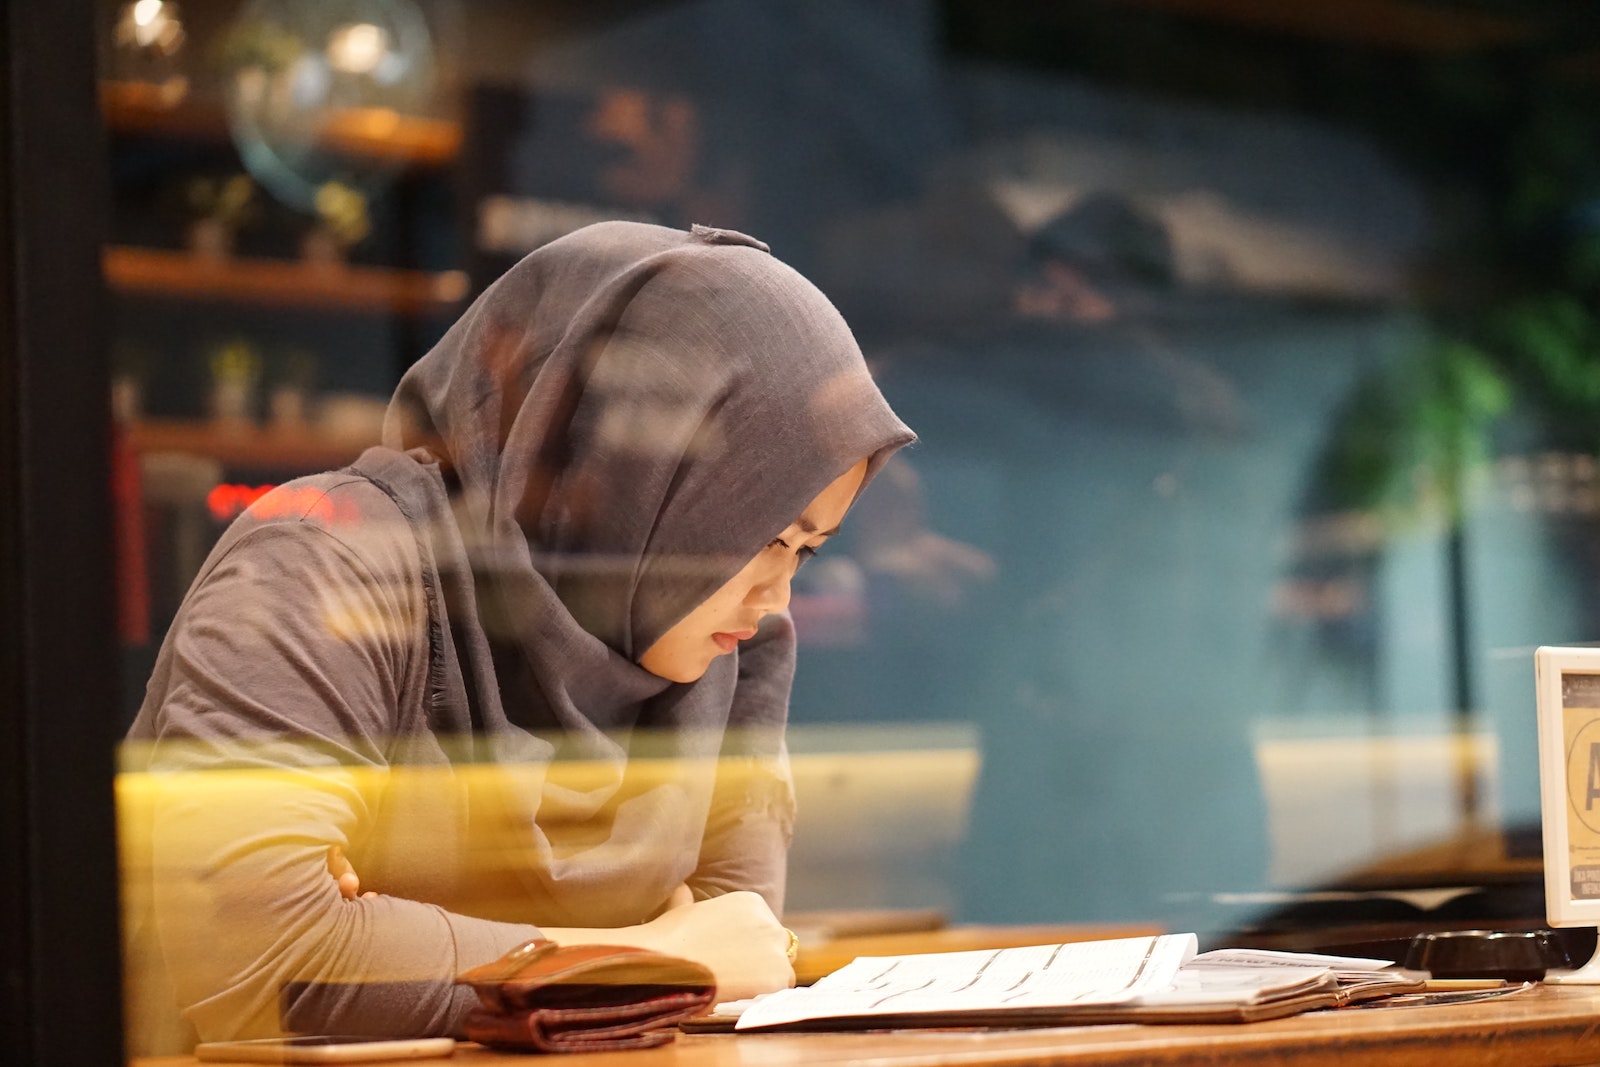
[351,221,913,923]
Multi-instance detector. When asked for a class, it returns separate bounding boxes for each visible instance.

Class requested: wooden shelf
[103,245,469,315]
[100,80,462,167]
[128,418,376,471]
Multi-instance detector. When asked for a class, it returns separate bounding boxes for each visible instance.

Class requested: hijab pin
[689,223,770,254]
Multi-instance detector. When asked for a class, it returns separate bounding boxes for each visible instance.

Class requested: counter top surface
[134,982,1600,1067]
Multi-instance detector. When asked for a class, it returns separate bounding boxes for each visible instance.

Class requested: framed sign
[1535,646,1600,980]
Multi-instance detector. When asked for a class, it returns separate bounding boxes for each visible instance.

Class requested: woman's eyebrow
[795,517,841,538]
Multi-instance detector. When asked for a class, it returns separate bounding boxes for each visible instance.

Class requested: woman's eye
[768,537,819,567]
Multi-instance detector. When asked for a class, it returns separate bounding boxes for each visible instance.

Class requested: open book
[689,934,1428,1032]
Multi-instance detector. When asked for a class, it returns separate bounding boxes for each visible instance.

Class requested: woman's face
[638,457,870,683]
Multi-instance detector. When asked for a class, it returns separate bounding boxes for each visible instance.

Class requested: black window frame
[0,2,124,1064]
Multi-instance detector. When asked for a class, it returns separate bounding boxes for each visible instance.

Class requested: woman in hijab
[123,221,915,1045]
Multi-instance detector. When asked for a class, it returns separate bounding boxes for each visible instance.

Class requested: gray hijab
[351,221,914,924]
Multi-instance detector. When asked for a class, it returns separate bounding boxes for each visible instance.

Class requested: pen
[1422,978,1508,991]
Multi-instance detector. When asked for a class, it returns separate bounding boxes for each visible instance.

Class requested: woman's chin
[639,651,715,685]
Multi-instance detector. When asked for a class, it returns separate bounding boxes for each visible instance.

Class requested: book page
[734,933,1197,1030]
[1188,947,1393,971]
[1135,964,1334,1006]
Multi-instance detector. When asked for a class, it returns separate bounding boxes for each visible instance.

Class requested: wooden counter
[133,983,1600,1067]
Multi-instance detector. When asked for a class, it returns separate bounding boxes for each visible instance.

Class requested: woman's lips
[712,629,758,653]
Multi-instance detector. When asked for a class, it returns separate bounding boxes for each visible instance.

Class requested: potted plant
[206,338,262,428]
[183,173,258,259]
[301,180,372,266]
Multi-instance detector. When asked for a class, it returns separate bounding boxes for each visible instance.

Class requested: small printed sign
[1563,676,1600,899]
[1535,646,1600,933]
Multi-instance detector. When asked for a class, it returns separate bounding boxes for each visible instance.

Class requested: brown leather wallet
[456,939,717,1053]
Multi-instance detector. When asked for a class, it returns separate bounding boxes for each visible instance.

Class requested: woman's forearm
[146,774,536,1041]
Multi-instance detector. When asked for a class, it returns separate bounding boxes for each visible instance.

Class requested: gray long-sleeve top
[124,472,792,1046]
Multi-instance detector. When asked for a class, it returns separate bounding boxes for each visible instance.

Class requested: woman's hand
[635,890,795,1000]
[326,845,376,901]
[543,890,794,1001]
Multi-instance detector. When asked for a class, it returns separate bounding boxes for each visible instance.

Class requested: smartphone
[193,1035,456,1063]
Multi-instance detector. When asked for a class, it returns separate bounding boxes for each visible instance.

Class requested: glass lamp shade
[221,0,435,212]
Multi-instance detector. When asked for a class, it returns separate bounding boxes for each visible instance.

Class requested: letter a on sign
[1588,742,1600,810]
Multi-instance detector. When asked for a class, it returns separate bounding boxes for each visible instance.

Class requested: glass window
[100,0,1600,1052]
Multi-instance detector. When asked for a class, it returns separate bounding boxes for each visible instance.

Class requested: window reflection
[99,0,1600,1054]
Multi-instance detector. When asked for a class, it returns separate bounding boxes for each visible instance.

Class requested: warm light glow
[205,483,358,524]
[326,22,389,76]
[117,0,184,54]
[207,483,275,522]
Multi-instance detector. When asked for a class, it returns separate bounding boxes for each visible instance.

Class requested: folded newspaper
[690,934,1427,1032]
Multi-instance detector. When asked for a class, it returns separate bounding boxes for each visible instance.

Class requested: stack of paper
[698,934,1425,1032]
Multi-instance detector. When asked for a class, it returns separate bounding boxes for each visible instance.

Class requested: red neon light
[207,483,276,522]
[205,484,353,524]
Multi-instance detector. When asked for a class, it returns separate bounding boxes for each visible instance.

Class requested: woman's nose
[745,562,792,615]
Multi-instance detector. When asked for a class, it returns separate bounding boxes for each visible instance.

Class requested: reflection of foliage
[1321,81,1600,528]
[1320,338,1510,526]
[1493,295,1600,441]
[1325,291,1600,526]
